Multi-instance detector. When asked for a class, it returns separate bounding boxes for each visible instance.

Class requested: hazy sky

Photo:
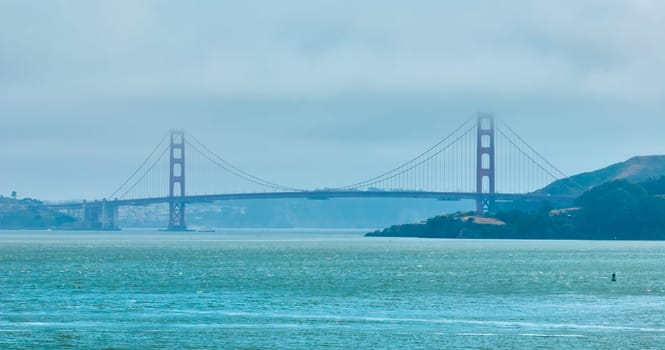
[2,1,664,200]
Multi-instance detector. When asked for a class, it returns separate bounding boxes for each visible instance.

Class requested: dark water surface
[2,230,665,349]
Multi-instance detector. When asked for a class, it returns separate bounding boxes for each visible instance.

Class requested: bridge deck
[45,191,576,209]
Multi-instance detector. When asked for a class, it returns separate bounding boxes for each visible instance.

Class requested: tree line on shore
[369,176,665,240]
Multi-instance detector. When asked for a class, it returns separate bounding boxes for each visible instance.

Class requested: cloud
[3,1,664,101]
[0,1,664,199]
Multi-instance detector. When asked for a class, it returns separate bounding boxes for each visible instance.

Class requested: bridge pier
[100,200,119,230]
[81,201,99,229]
[80,200,119,230]
[476,113,495,214]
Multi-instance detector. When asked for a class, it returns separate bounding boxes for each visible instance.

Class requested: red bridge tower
[168,130,187,231]
[476,113,495,214]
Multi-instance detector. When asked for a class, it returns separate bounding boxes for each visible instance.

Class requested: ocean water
[1,230,665,349]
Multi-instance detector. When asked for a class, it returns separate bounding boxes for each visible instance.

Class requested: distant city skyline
[2,1,664,200]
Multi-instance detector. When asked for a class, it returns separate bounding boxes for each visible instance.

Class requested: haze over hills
[127,155,665,229]
[110,154,665,229]
[4,155,665,230]
[117,198,474,229]
[535,155,665,197]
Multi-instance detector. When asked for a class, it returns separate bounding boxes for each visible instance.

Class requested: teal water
[1,230,665,349]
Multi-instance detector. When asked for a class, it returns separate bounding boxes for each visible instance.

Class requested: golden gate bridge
[46,114,577,230]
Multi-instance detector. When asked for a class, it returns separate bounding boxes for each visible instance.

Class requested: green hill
[536,155,665,197]
[369,176,665,240]
[0,197,75,229]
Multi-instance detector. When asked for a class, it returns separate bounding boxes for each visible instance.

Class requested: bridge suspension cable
[496,127,561,181]
[108,134,170,200]
[496,121,584,192]
[337,117,476,190]
[105,115,577,202]
[497,122,568,179]
[187,134,304,192]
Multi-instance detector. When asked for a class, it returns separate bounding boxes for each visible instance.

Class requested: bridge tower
[476,113,495,214]
[168,130,187,231]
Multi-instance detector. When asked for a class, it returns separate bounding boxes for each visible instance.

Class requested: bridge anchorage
[53,113,576,231]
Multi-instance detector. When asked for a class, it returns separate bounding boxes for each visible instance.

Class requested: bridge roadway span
[45,191,575,209]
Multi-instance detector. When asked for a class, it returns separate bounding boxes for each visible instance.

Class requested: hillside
[535,155,665,197]
[0,197,75,229]
[369,176,665,240]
